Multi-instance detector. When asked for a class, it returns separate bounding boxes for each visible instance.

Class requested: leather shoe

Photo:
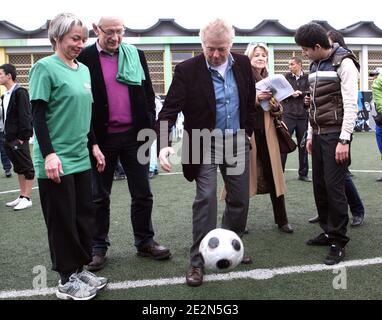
[86,252,107,272]
[376,177,382,182]
[186,266,203,287]
[137,241,171,260]
[298,175,312,182]
[308,215,319,223]
[306,233,332,246]
[351,215,364,227]
[278,223,294,233]
[241,255,253,264]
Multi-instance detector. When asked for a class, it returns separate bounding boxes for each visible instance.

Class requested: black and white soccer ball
[199,228,244,271]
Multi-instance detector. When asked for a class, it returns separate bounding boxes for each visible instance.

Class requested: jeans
[376,125,382,159]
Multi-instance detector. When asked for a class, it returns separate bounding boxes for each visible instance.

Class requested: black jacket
[77,44,156,145]
[282,72,310,120]
[1,84,33,142]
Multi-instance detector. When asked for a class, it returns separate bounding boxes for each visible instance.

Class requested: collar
[292,71,303,78]
[5,83,17,96]
[96,40,119,56]
[206,53,235,71]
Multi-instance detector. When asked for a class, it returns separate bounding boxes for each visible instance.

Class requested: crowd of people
[1,13,381,299]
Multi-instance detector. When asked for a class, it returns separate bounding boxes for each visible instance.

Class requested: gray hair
[199,19,235,46]
[244,42,269,61]
[48,13,88,50]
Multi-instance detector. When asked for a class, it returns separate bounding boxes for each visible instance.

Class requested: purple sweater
[100,53,132,133]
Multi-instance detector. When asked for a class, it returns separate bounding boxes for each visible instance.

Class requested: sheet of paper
[255,74,295,111]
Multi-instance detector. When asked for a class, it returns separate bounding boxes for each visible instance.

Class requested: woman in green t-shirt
[29,13,107,300]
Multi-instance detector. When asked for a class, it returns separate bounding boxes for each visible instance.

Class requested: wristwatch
[338,139,350,145]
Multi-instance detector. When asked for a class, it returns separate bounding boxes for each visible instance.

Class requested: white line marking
[1,168,381,195]
[1,257,381,299]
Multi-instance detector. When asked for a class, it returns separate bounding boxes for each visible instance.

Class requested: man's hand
[92,144,106,172]
[159,147,175,172]
[292,90,302,97]
[306,138,313,154]
[304,95,311,106]
[335,143,349,164]
[45,153,64,184]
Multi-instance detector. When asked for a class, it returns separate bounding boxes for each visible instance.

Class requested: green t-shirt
[29,54,93,179]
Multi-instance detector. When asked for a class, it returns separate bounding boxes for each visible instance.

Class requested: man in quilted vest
[295,23,359,265]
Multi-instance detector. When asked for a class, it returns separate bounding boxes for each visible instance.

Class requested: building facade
[1,19,382,96]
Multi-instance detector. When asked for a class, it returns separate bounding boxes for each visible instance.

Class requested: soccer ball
[199,228,244,272]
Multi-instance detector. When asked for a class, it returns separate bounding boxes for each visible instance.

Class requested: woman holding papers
[244,42,293,233]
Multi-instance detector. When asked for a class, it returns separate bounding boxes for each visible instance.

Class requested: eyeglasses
[98,26,125,37]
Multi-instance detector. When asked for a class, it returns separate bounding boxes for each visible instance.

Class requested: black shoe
[278,223,294,233]
[86,252,107,272]
[241,255,253,264]
[308,215,319,223]
[324,245,345,265]
[351,215,364,227]
[149,171,156,179]
[376,177,382,182]
[5,169,12,178]
[114,174,126,181]
[298,175,312,182]
[307,233,331,246]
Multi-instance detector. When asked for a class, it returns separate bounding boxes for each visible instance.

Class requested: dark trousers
[4,139,34,179]
[345,173,364,217]
[38,170,93,273]
[281,116,309,177]
[312,133,349,247]
[92,130,154,253]
[255,130,288,227]
[0,131,12,171]
[191,134,250,267]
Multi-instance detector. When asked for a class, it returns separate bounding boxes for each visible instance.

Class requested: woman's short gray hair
[199,19,235,46]
[48,13,88,50]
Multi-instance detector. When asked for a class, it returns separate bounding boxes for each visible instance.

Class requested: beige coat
[249,111,286,198]
[221,111,286,200]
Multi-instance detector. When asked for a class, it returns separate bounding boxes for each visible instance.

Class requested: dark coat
[282,72,310,120]
[77,43,156,144]
[156,53,256,182]
[1,84,32,141]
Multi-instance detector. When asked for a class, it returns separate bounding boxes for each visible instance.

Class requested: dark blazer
[156,53,256,182]
[77,43,156,144]
[1,84,32,142]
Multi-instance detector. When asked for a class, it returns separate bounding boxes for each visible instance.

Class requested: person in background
[29,13,108,300]
[281,56,311,182]
[371,68,382,181]
[0,100,12,178]
[77,16,171,272]
[308,29,365,227]
[295,23,359,264]
[149,96,163,179]
[245,42,294,234]
[0,63,34,210]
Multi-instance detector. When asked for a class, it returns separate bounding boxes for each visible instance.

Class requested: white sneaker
[6,196,22,207]
[56,274,98,300]
[77,270,108,290]
[14,198,32,210]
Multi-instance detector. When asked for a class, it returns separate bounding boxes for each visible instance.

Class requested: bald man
[78,17,170,271]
